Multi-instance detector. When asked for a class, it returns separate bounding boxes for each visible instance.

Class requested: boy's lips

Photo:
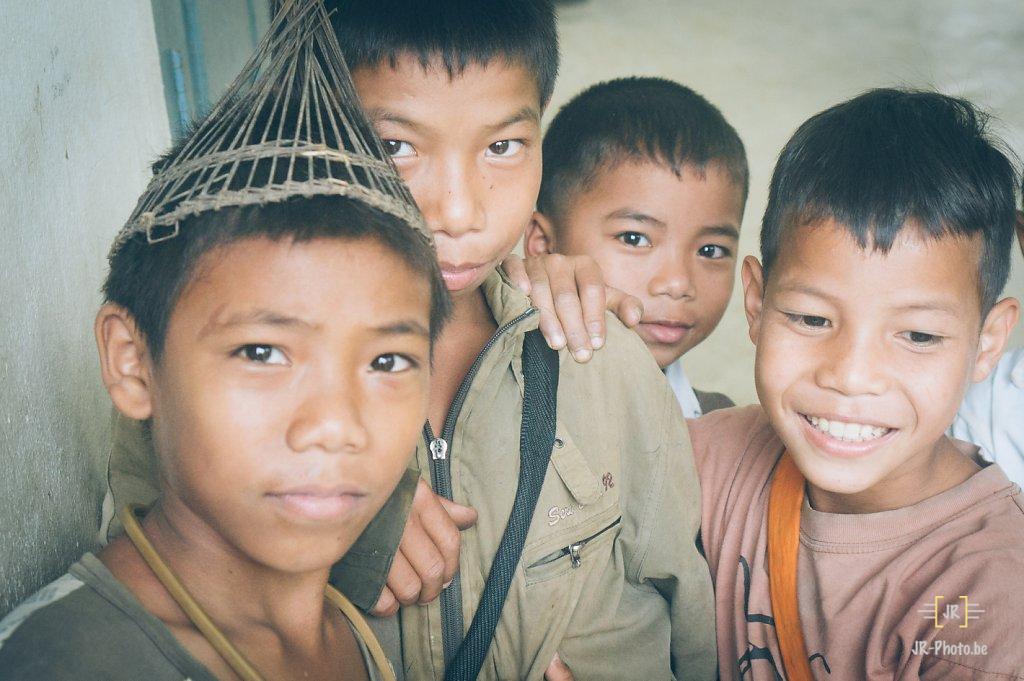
[798,412,897,458]
[439,261,488,291]
[637,320,694,345]
[266,485,367,522]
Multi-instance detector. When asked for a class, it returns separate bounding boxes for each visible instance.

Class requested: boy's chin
[246,534,358,575]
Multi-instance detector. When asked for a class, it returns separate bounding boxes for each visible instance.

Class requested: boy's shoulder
[866,464,1024,677]
[687,404,782,482]
[0,554,213,681]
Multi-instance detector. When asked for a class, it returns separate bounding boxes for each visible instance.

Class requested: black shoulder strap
[444,329,560,681]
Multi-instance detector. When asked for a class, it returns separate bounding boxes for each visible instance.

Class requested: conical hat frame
[112,0,427,257]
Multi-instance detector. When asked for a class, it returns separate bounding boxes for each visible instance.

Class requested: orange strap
[767,452,815,681]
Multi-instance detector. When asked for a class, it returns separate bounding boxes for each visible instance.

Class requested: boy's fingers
[410,481,465,589]
[500,254,532,293]
[574,258,608,349]
[538,307,568,351]
[437,497,479,530]
[542,256,593,362]
[399,519,449,604]
[370,586,399,617]
[606,286,644,328]
[523,261,566,349]
[544,654,574,681]
[385,550,423,606]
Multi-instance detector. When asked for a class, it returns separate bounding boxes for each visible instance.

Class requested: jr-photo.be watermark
[913,595,988,657]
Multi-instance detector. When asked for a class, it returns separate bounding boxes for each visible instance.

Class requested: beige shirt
[692,406,1024,680]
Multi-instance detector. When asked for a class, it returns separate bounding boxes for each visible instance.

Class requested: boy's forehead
[770,220,982,313]
[351,56,542,127]
[175,236,430,334]
[568,159,744,226]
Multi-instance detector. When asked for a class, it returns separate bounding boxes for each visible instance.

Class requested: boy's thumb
[439,498,478,530]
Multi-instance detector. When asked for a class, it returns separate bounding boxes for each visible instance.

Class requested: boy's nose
[648,255,695,300]
[423,160,483,239]
[286,379,369,454]
[815,330,890,397]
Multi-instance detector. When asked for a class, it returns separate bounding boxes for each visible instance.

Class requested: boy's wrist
[329,466,419,610]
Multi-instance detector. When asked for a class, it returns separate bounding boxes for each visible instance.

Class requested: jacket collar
[480,268,539,331]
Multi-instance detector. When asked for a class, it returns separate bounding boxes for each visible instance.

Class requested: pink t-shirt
[691,405,1024,680]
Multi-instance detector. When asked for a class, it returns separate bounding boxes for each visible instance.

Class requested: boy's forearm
[330,466,418,610]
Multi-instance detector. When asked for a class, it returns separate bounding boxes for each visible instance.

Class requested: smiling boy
[692,89,1024,679]
[526,77,747,416]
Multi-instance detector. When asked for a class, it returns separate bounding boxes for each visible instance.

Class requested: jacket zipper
[527,517,623,570]
[423,306,537,668]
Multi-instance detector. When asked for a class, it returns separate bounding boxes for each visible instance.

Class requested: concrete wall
[0,2,170,614]
[554,0,1024,404]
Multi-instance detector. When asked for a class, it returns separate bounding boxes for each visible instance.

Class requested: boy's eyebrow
[777,284,961,316]
[891,301,961,316]
[697,224,741,240]
[365,108,425,133]
[605,208,666,227]
[364,106,540,137]
[483,106,541,135]
[200,309,320,337]
[374,320,431,338]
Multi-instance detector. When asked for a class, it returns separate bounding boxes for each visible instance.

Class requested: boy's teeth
[806,415,889,442]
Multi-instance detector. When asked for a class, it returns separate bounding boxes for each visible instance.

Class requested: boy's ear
[95,304,155,420]
[524,211,556,257]
[972,296,1020,383]
[741,256,766,346]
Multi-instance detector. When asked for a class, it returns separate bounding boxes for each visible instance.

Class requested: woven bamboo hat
[111,0,427,256]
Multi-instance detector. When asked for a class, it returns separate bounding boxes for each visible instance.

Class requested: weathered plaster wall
[0,1,171,615]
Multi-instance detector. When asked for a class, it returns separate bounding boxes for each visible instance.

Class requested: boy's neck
[805,435,981,514]
[427,285,498,430]
[132,499,334,646]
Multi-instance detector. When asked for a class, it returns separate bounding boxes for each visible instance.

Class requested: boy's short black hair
[537,77,749,221]
[328,0,559,107]
[761,88,1019,313]
[104,195,451,362]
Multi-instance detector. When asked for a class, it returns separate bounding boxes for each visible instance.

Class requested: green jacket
[102,270,716,680]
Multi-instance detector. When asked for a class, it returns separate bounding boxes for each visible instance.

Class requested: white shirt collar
[664,360,703,419]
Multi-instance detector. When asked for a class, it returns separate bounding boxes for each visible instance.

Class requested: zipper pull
[568,541,583,569]
[429,437,448,460]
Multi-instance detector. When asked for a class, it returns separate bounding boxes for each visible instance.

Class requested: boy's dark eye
[616,231,652,248]
[485,139,524,157]
[236,344,287,365]
[697,244,731,259]
[901,331,942,346]
[786,313,831,329]
[383,139,415,158]
[370,353,415,373]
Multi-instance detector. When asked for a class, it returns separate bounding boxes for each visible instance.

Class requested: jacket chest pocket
[522,426,621,586]
[524,516,621,585]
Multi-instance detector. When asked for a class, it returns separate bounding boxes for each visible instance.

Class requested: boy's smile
[143,236,431,573]
[540,161,742,368]
[744,220,1017,513]
[353,57,543,298]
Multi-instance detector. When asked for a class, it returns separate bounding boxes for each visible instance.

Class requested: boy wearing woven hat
[0,4,447,679]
